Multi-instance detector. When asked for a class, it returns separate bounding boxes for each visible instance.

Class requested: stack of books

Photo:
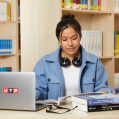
[81,30,102,56]
[71,94,119,112]
[0,2,10,21]
[0,67,12,72]
[114,0,119,11]
[115,73,119,94]
[114,31,119,56]
[0,39,12,54]
[62,0,102,11]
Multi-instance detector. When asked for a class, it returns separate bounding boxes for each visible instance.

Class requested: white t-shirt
[61,65,80,96]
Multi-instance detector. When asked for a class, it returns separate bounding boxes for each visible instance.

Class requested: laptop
[0,72,47,111]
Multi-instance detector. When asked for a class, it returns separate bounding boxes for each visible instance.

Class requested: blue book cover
[4,67,7,72]
[72,94,119,105]
[95,0,98,11]
[9,40,12,54]
[4,40,7,54]
[1,67,5,72]
[0,67,1,72]
[0,40,1,54]
[85,0,88,10]
[2,40,4,54]
[6,40,9,54]
[81,0,83,10]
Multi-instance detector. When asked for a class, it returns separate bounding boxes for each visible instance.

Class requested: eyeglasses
[46,104,78,114]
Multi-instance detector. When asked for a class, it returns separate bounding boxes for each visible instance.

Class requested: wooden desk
[0,101,119,119]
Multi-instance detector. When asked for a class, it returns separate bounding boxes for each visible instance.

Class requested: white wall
[21,0,61,72]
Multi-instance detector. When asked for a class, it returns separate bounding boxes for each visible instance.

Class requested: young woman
[33,14,115,100]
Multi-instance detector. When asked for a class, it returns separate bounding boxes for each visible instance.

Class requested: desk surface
[0,101,119,119]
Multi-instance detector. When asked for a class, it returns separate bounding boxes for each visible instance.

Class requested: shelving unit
[0,0,20,72]
[61,0,119,90]
[2,0,117,91]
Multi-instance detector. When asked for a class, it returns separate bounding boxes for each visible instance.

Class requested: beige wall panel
[21,0,61,72]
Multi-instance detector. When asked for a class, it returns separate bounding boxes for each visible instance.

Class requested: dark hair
[56,14,82,40]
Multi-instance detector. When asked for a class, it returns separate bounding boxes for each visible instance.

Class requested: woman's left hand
[98,90,107,94]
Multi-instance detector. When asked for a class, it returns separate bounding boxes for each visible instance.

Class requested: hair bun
[61,14,75,21]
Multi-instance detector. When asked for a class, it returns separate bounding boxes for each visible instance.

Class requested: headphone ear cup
[60,57,70,67]
[72,57,82,67]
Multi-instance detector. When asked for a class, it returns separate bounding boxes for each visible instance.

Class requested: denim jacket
[33,45,115,100]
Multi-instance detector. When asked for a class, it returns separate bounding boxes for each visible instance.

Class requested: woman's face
[59,26,81,57]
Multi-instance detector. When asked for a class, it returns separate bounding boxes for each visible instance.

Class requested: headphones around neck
[59,47,82,67]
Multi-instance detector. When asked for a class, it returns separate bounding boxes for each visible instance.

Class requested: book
[0,2,10,21]
[98,0,101,11]
[88,0,92,10]
[114,0,119,11]
[0,67,12,72]
[80,30,102,56]
[71,94,119,106]
[72,101,119,112]
[7,67,12,72]
[116,31,119,56]
[95,0,98,11]
[115,73,119,94]
[18,5,20,21]
[72,0,77,9]
[7,2,11,21]
[36,92,102,106]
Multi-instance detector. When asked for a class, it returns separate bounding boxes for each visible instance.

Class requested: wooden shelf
[99,56,113,59]
[62,8,113,15]
[0,21,16,23]
[0,54,16,57]
[114,56,119,58]
[114,11,119,14]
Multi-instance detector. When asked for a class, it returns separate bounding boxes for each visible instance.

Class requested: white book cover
[88,0,92,10]
[3,2,7,21]
[0,2,2,21]
[85,31,88,52]
[0,2,4,21]
[81,30,85,48]
[88,31,92,54]
[94,31,98,56]
[117,0,119,11]
[90,31,93,54]
[64,2,71,8]
[115,0,117,11]
[97,31,101,56]
[72,0,77,9]
[99,31,102,56]
[82,30,87,51]
[87,31,91,53]
[92,31,95,55]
